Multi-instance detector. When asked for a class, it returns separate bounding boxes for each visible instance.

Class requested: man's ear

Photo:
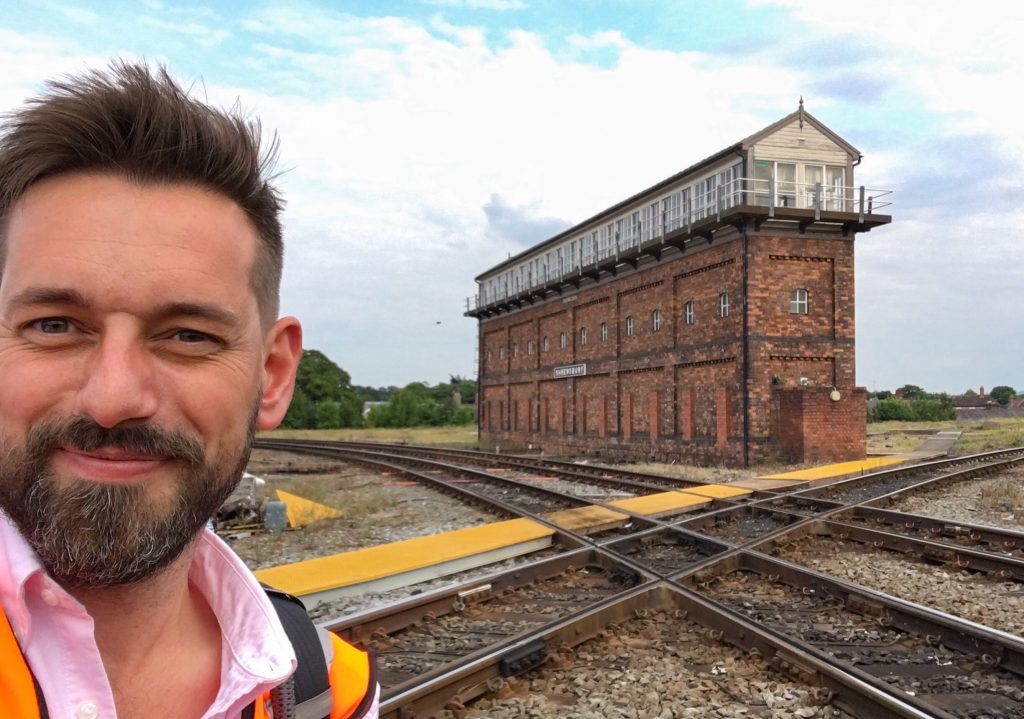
[257,316,303,430]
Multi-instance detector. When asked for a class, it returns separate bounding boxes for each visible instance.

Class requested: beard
[0,409,256,588]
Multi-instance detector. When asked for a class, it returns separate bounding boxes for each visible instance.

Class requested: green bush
[869,395,954,423]
[366,380,477,428]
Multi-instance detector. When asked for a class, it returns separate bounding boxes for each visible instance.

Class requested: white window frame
[719,292,729,318]
[684,300,694,325]
[580,327,587,346]
[527,340,534,355]
[542,336,549,352]
[625,315,634,337]
[559,331,567,349]
[790,288,809,314]
[600,321,608,341]
[652,308,661,332]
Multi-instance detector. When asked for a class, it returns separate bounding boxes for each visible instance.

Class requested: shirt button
[40,588,59,606]
[77,702,99,719]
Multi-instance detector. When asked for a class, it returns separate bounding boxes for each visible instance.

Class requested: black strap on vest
[258,586,334,719]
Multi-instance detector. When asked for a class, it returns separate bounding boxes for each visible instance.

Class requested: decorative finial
[798,96,805,128]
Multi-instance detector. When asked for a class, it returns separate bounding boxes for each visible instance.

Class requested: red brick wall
[776,387,867,462]
[476,226,864,465]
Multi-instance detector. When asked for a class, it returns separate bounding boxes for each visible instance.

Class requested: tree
[282,349,363,428]
[280,386,316,429]
[896,384,927,400]
[316,400,342,429]
[990,385,1016,407]
[367,378,478,428]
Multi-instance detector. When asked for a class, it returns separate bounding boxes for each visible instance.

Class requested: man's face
[0,173,294,586]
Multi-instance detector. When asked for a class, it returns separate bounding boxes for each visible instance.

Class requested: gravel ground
[228,449,501,570]
[466,609,850,719]
[885,465,1024,530]
[492,468,636,501]
[773,540,1024,637]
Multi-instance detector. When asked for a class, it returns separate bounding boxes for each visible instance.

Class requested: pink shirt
[0,515,297,719]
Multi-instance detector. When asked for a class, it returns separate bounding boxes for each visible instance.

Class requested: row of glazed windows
[477,161,852,308]
[479,162,745,306]
[488,289,810,362]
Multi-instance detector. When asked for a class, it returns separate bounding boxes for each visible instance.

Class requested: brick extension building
[466,105,892,466]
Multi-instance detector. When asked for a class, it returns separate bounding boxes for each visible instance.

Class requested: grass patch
[978,479,1024,511]
[868,418,1024,455]
[260,425,479,448]
[952,417,1024,454]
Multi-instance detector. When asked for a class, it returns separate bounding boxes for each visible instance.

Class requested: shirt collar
[0,512,46,638]
[0,513,297,710]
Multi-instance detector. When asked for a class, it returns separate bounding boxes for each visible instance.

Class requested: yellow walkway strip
[759,456,906,482]
[608,491,709,517]
[544,505,629,533]
[680,484,752,500]
[257,482,756,599]
[255,517,553,597]
[276,489,343,528]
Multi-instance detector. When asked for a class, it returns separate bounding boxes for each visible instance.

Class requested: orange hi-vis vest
[0,596,375,719]
[253,632,374,719]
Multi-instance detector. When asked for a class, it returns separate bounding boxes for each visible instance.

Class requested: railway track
[252,439,1024,718]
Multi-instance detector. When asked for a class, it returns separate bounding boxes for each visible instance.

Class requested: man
[0,63,378,718]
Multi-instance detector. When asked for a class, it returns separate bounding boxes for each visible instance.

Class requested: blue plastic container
[263,500,287,533]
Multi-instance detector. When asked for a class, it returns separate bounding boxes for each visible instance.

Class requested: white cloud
[49,3,102,24]
[138,15,230,47]
[197,13,812,383]
[0,29,112,111]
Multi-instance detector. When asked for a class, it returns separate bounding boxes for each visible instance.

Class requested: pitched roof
[476,107,861,281]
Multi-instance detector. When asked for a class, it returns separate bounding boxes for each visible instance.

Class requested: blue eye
[174,330,211,343]
[36,318,71,333]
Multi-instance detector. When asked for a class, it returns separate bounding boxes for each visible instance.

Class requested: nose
[76,327,160,428]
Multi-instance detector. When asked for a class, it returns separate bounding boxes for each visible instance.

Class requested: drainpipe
[740,151,751,467]
[742,223,750,468]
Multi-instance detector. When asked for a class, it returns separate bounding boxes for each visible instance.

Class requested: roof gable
[741,107,861,158]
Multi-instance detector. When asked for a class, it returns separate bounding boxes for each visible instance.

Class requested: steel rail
[684,550,1024,718]
[252,439,1024,716]
[256,438,721,496]
[373,582,937,719]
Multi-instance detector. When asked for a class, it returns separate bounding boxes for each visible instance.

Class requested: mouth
[55,446,175,483]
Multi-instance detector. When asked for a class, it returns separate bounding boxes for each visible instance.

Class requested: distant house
[951,387,1023,419]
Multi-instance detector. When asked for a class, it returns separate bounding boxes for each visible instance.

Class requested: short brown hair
[0,61,284,324]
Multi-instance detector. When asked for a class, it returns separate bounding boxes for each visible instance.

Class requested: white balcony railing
[468,179,892,313]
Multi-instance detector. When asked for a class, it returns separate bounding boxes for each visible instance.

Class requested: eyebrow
[6,287,89,312]
[150,301,241,327]
[6,287,241,327]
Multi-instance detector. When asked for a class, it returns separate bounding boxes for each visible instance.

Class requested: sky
[3,0,1023,394]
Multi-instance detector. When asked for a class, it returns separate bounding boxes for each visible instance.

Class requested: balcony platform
[466,204,891,319]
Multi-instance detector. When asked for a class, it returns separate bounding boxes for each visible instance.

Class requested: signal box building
[465,106,891,466]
